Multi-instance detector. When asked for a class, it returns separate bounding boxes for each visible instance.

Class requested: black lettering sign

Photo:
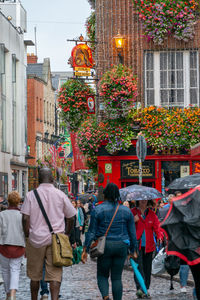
[121,160,155,179]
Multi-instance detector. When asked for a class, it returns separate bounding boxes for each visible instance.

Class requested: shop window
[145,51,199,107]
[12,169,19,191]
[161,161,190,190]
[0,172,8,201]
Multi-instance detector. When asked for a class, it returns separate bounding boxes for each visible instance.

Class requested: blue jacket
[84,201,137,253]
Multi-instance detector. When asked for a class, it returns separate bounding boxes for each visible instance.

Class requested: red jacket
[131,207,162,253]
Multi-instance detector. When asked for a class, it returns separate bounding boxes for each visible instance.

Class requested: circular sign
[87,97,95,109]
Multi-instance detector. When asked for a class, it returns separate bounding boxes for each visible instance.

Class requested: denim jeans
[179,265,189,287]
[97,240,128,300]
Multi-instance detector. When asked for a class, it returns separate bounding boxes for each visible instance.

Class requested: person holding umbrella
[131,199,162,298]
[161,186,200,300]
[81,183,137,300]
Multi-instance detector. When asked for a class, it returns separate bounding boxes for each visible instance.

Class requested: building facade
[0,0,28,201]
[95,0,200,192]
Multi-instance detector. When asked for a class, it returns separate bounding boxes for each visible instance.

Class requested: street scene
[0,0,200,300]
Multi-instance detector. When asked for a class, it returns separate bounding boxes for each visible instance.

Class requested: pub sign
[121,160,155,179]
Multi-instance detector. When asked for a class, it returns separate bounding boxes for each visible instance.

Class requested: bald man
[21,168,76,300]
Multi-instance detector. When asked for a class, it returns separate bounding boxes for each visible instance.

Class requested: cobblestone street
[0,258,194,300]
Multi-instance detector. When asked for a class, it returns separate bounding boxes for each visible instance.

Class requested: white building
[0,0,29,201]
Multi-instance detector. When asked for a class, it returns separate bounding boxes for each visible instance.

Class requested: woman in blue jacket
[82,183,137,300]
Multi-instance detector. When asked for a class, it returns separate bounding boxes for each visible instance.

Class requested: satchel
[89,203,120,259]
[34,189,73,267]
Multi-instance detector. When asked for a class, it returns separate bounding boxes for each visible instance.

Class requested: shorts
[26,239,62,282]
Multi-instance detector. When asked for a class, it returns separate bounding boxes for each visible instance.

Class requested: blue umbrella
[130,258,147,295]
[120,184,162,201]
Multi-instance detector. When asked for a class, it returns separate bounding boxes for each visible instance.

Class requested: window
[145,51,199,107]
[12,169,19,191]
[36,133,42,160]
[0,172,8,201]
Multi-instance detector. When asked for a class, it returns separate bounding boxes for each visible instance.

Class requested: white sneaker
[180,287,187,293]
[40,295,48,300]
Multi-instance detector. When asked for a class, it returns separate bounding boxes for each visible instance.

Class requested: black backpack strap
[33,189,54,234]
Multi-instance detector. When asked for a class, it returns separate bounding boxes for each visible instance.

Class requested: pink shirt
[21,184,76,248]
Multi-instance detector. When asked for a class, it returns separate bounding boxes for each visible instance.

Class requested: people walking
[131,200,162,298]
[71,200,84,246]
[179,261,189,293]
[0,191,25,300]
[21,167,76,300]
[81,183,137,300]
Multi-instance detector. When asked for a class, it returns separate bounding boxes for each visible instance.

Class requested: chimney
[27,53,38,64]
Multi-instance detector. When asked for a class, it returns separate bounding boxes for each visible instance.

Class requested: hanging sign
[71,44,93,70]
[87,96,95,114]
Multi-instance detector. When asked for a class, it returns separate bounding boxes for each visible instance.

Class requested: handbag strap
[33,189,54,234]
[105,203,120,237]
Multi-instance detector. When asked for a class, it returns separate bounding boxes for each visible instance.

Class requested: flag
[49,144,57,167]
[70,132,88,171]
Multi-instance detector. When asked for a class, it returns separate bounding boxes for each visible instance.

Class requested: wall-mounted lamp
[113,32,125,64]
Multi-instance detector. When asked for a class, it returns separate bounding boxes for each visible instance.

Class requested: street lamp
[113,32,125,64]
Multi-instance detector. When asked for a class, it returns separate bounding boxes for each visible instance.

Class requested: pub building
[97,140,200,193]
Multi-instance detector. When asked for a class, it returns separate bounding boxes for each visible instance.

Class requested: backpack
[164,255,180,290]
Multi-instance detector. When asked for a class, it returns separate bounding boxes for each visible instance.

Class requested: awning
[191,143,200,156]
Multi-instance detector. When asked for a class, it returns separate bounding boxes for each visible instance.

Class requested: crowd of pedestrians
[0,168,199,300]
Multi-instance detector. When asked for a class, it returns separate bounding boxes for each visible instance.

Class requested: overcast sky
[21,0,92,71]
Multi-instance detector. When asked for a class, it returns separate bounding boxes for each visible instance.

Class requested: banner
[70,132,88,171]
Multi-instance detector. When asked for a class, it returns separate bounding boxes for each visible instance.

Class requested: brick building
[27,54,56,190]
[95,0,200,108]
[94,0,200,191]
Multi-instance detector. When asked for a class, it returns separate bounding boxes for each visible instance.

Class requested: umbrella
[119,185,162,201]
[130,258,147,295]
[167,173,200,191]
[161,186,200,265]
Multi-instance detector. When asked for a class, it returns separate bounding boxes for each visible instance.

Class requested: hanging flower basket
[99,64,138,120]
[133,0,199,44]
[57,79,95,132]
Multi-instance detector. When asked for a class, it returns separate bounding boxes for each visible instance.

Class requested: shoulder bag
[33,189,73,267]
[90,203,120,259]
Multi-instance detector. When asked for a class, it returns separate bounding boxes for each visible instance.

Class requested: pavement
[0,257,195,300]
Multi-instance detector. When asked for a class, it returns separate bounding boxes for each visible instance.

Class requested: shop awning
[191,143,200,156]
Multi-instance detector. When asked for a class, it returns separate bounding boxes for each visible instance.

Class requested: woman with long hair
[82,183,137,300]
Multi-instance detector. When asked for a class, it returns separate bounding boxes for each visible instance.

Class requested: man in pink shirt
[21,168,76,300]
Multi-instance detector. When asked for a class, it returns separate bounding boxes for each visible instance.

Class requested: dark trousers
[97,240,128,300]
[75,227,82,246]
[134,247,153,290]
[190,264,200,300]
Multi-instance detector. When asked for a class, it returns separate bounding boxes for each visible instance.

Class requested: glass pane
[177,90,184,103]
[176,52,183,69]
[168,71,175,88]
[146,71,154,88]
[160,52,167,70]
[169,89,176,103]
[160,90,168,104]
[190,70,197,88]
[176,71,183,88]
[190,89,198,104]
[146,52,153,70]
[168,52,175,70]
[190,51,197,69]
[160,71,167,88]
[146,90,154,105]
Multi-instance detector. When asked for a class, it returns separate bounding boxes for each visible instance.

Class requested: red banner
[70,132,88,171]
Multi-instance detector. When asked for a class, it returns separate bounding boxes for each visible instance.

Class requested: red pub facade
[97,140,200,193]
